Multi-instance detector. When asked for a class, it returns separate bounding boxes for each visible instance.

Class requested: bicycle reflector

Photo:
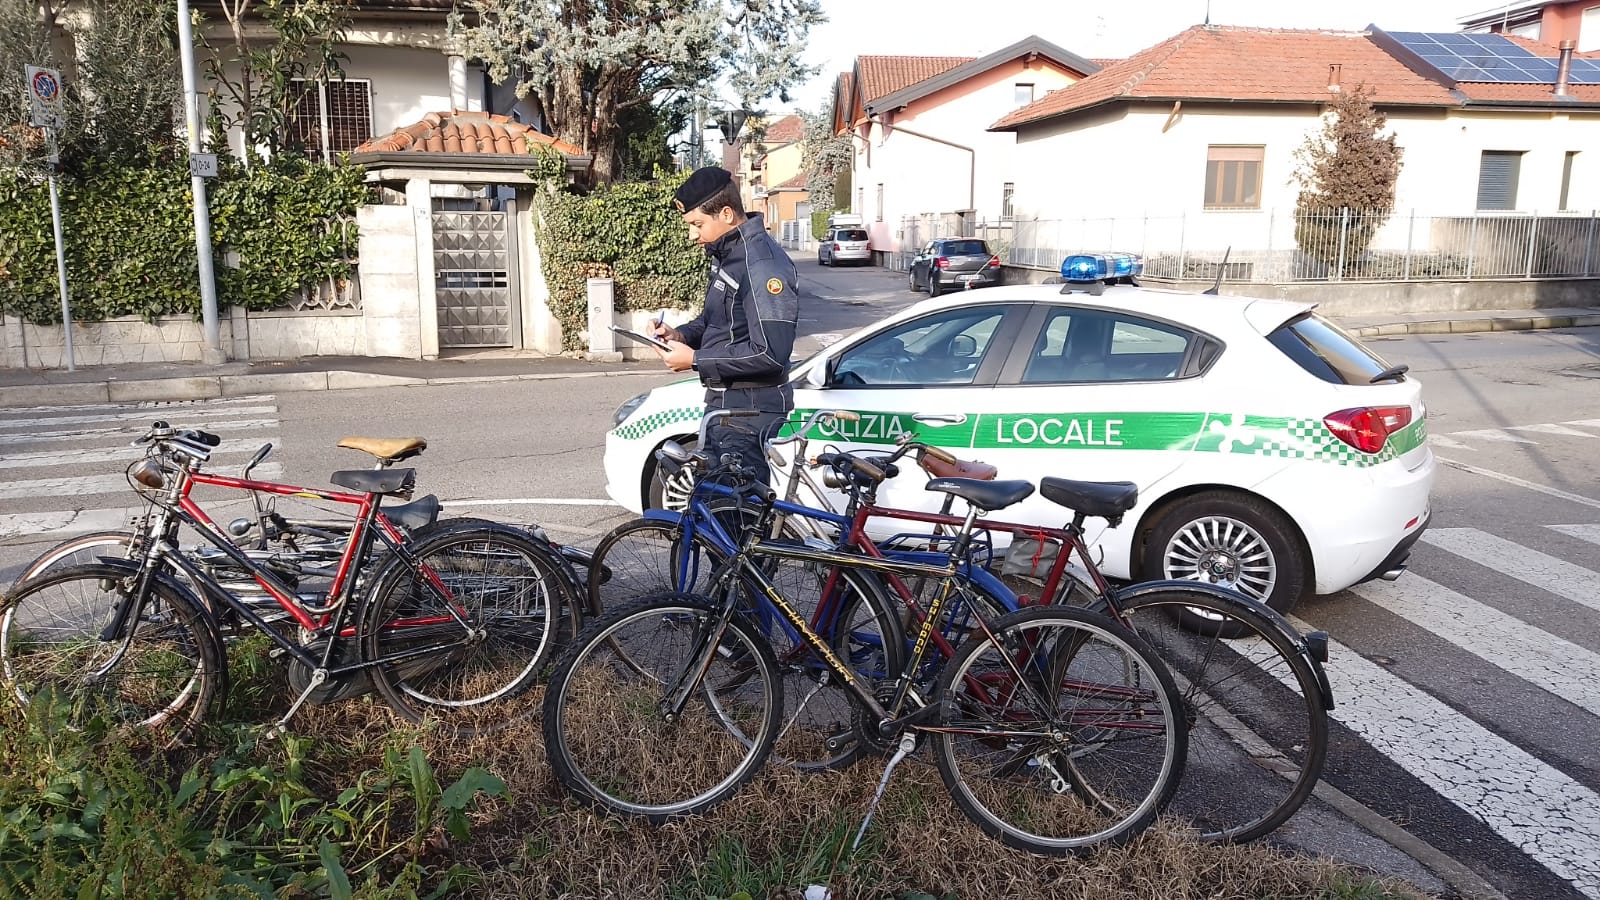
[130,458,168,489]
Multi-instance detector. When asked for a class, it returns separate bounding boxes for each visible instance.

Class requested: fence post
[1177,211,1187,281]
[1525,211,1539,278]
[1403,209,1415,280]
[1466,213,1479,279]
[1265,208,1275,283]
[1586,213,1597,276]
[1335,207,1350,282]
[1141,213,1149,263]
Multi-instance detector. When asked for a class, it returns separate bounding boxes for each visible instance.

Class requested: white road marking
[0,440,279,472]
[0,419,282,448]
[1510,423,1600,439]
[1564,419,1600,429]
[442,498,621,508]
[1447,429,1538,444]
[0,395,274,415]
[1426,434,1473,451]
[1422,527,1600,614]
[1549,524,1600,546]
[1352,576,1600,717]
[0,405,277,431]
[1437,457,1600,512]
[1288,616,1600,898]
[0,463,282,502]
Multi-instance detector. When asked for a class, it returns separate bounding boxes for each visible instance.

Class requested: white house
[831,36,1101,264]
[987,25,1600,279]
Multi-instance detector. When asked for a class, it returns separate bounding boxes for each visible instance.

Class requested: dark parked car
[908,238,1001,295]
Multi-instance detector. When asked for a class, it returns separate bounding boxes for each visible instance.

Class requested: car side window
[1021,309,1195,383]
[833,306,1009,387]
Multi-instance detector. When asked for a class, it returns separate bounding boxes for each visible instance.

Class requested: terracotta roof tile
[992,26,1458,130]
[771,172,809,191]
[761,114,805,144]
[356,110,583,156]
[857,55,975,103]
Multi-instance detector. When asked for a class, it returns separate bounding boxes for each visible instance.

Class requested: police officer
[651,166,798,487]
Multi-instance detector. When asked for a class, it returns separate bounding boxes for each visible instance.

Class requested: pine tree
[1293,84,1404,272]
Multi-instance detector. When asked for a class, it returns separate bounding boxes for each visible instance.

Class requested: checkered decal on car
[1250,417,1372,465]
[611,407,701,441]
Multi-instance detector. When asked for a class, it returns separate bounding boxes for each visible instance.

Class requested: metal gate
[432,199,520,348]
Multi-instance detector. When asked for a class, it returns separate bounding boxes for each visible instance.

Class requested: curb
[1351,313,1600,338]
[0,366,663,408]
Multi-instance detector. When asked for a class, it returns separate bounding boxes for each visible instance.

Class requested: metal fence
[887,208,1600,283]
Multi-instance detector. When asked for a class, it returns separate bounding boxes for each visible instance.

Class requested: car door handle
[914,413,967,426]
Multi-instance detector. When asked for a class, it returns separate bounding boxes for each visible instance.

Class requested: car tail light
[935,257,949,269]
[987,255,1001,268]
[832,243,840,251]
[1324,406,1414,454]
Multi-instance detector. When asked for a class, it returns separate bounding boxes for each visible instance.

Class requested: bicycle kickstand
[851,732,918,851]
[261,668,328,742]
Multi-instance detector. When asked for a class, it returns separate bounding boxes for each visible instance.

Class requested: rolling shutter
[1476,151,1522,211]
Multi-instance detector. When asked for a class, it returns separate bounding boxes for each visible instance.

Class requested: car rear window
[941,240,989,256]
[837,229,868,241]
[1268,313,1395,385]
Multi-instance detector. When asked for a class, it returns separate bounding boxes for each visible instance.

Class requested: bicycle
[594,419,1332,842]
[543,447,1188,855]
[0,421,576,742]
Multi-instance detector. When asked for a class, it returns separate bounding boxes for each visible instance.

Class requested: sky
[777,0,1496,114]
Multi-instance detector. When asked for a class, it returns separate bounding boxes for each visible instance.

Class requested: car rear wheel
[929,272,942,297]
[1140,491,1307,633]
[647,437,699,511]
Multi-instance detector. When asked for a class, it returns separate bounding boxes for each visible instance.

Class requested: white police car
[603,255,1435,616]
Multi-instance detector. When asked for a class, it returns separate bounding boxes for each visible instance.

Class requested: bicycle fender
[1111,579,1335,710]
[640,509,687,526]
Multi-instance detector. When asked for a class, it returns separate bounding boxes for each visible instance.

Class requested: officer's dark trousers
[703,409,788,489]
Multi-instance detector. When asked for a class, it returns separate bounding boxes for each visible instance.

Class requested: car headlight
[613,390,651,426]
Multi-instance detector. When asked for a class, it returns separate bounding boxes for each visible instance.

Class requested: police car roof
[901,283,1315,338]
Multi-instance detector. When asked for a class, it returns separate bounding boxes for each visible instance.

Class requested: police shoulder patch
[766,277,784,295]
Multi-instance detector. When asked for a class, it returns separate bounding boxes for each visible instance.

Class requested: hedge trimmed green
[0,152,365,324]
[527,156,706,351]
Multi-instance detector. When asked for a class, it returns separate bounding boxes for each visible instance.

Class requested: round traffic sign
[30,70,60,103]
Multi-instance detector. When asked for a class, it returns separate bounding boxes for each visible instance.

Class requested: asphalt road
[3,260,1598,898]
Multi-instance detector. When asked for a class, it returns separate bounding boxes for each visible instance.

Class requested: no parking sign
[26,65,64,129]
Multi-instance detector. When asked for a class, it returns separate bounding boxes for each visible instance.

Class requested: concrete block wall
[1,313,234,369]
[357,203,425,359]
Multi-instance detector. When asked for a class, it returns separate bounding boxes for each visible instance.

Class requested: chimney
[1556,40,1575,97]
[1328,64,1343,93]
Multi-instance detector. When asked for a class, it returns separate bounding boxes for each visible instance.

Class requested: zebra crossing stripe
[0,463,283,502]
[1422,527,1600,615]
[0,405,277,431]
[1288,616,1600,898]
[0,439,278,472]
[1351,576,1600,718]
[0,419,282,449]
[1510,423,1600,439]
[1548,524,1600,546]
[1447,429,1538,444]
[0,395,274,415]
[1426,434,1473,451]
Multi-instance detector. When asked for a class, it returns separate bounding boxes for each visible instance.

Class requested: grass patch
[0,637,1433,899]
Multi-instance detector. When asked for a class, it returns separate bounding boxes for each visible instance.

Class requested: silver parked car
[908,238,1001,295]
[819,227,872,266]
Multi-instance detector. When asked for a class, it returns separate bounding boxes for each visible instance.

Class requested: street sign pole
[27,65,74,371]
[175,0,225,364]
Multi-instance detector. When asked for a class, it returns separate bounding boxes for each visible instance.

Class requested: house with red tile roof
[725,114,810,232]
[988,24,1600,272]
[1459,1,1600,50]
[830,36,1100,262]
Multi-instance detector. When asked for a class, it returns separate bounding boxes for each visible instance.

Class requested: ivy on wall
[526,154,706,351]
[0,152,365,324]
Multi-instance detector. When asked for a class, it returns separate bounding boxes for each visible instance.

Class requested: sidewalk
[2,306,1597,408]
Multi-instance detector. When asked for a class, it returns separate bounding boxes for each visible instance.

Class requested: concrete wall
[356,203,425,358]
[852,56,1082,254]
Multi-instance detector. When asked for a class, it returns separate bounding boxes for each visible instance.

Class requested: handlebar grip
[190,430,222,447]
[921,444,956,464]
[850,456,885,482]
[829,409,860,422]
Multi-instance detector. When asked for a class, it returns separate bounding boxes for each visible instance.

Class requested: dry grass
[263,687,1431,900]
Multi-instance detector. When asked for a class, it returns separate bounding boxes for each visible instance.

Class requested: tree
[799,105,851,238]
[1292,84,1404,271]
[450,0,825,183]
[199,0,352,160]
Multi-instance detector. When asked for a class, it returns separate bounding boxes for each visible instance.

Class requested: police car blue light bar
[1060,252,1144,282]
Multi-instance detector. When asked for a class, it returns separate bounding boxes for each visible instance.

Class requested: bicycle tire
[1109,585,1329,843]
[14,530,143,587]
[585,516,730,618]
[360,525,569,735]
[542,591,782,821]
[932,605,1186,855]
[0,563,223,745]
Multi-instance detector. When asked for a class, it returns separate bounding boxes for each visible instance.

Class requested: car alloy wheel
[1162,515,1277,602]
[1142,491,1307,633]
[648,437,698,511]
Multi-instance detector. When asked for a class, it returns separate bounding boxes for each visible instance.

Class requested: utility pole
[176,0,226,364]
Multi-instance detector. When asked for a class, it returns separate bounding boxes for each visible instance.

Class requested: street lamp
[175,0,224,364]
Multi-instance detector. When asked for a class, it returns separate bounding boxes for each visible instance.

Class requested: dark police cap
[672,166,734,212]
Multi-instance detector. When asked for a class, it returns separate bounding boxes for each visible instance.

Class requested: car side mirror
[806,364,829,389]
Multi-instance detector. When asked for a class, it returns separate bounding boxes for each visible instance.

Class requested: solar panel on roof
[1388,30,1589,83]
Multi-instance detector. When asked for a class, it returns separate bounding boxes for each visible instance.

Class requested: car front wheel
[1141,491,1307,627]
[908,271,920,292]
[647,436,699,511]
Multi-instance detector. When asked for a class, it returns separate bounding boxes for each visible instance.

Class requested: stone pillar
[407,178,440,360]
[358,203,424,359]
[516,190,563,353]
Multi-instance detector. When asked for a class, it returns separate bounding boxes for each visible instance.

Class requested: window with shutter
[1476,150,1522,211]
[1203,145,1264,209]
[285,78,373,158]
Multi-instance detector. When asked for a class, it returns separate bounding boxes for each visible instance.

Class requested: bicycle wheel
[0,563,222,743]
[14,530,142,587]
[361,526,568,735]
[542,592,781,821]
[1112,586,1328,842]
[755,556,904,771]
[932,605,1186,855]
[585,516,730,617]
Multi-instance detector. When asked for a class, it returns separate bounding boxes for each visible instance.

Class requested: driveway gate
[432,199,520,348]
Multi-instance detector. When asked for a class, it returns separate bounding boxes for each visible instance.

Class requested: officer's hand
[649,320,685,343]
[657,340,695,372]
